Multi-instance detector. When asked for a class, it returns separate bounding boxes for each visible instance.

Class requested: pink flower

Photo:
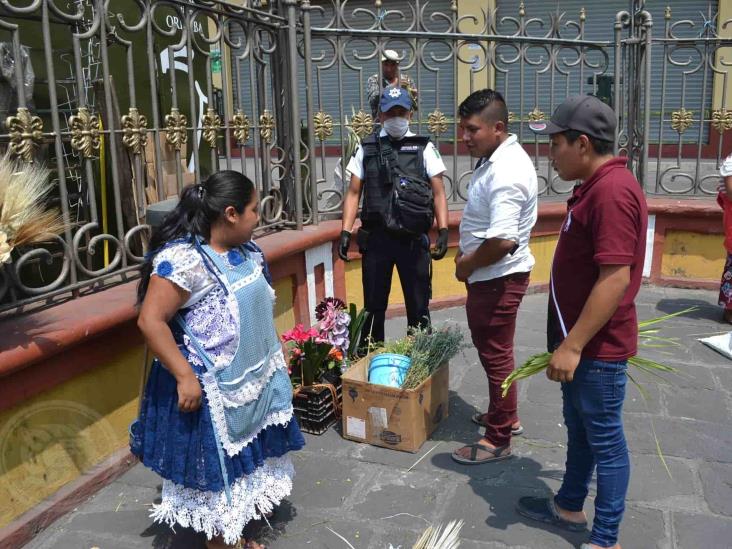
[282,324,319,344]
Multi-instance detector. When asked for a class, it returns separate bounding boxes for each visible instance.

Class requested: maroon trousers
[466,271,530,447]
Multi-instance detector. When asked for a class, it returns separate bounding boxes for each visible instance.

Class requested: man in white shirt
[452,89,538,465]
[339,86,448,346]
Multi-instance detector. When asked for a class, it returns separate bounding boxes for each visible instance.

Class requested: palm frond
[626,370,672,478]
[413,520,463,549]
[637,307,697,329]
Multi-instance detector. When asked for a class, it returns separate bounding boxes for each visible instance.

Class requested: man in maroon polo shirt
[516,95,647,549]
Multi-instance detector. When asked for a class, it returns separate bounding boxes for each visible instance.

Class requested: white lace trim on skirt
[150,455,294,545]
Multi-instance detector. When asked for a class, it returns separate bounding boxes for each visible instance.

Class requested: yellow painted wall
[661,231,725,280]
[0,345,144,527]
[344,236,558,310]
[530,235,559,284]
[273,275,296,335]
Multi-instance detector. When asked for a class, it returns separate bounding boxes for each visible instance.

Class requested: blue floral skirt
[720,253,732,310]
[131,358,305,493]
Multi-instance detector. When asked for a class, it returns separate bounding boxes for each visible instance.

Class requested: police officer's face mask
[383,117,409,139]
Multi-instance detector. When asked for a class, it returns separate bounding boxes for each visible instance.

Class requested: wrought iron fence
[0,0,730,315]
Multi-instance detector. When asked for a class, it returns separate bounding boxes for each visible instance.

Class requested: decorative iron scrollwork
[121,107,148,155]
[6,108,43,162]
[528,107,545,122]
[164,108,188,151]
[508,112,516,124]
[671,109,693,134]
[427,110,448,136]
[202,108,221,149]
[69,108,100,159]
[259,110,275,144]
[350,111,374,140]
[313,112,333,141]
[232,110,250,145]
[712,109,732,134]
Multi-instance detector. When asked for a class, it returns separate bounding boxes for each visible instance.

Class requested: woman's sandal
[451,443,512,464]
[516,496,588,532]
[470,413,524,436]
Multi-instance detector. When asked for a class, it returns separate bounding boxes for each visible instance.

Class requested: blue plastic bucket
[368,353,412,388]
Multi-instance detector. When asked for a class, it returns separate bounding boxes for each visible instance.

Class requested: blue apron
[175,243,293,502]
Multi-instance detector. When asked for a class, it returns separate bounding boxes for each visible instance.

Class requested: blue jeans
[555,358,630,548]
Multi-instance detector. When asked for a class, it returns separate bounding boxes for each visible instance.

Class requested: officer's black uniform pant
[358,227,431,346]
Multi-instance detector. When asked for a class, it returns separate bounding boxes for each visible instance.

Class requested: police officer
[366,50,418,118]
[339,86,449,346]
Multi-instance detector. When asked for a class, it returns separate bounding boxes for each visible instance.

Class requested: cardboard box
[145,160,195,199]
[341,355,449,453]
[144,132,186,164]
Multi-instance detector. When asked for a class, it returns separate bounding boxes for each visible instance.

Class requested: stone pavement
[25,287,732,549]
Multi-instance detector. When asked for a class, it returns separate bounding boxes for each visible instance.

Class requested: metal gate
[0,0,730,314]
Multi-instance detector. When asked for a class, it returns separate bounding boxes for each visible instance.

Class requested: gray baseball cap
[529,94,616,141]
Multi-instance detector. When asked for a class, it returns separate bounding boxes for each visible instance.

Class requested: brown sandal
[451,443,512,464]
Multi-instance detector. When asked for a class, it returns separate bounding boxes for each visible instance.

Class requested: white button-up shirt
[721,154,732,177]
[459,134,538,284]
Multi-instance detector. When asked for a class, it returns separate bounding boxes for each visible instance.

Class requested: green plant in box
[378,325,463,390]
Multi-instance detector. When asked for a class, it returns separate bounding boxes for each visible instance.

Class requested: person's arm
[725,175,732,202]
[454,183,524,281]
[546,264,630,382]
[367,75,380,118]
[455,238,516,282]
[431,174,448,231]
[342,173,363,233]
[137,277,202,412]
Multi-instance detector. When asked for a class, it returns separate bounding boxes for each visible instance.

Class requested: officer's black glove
[431,228,449,260]
[338,230,351,261]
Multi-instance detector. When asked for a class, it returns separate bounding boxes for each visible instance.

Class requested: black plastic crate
[293,379,342,435]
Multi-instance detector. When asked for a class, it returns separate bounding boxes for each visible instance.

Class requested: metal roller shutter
[230,0,456,143]
[495,0,716,143]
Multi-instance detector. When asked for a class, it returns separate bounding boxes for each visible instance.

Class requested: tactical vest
[360,133,431,229]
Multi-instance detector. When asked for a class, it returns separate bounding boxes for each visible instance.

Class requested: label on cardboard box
[368,407,387,428]
[346,416,366,439]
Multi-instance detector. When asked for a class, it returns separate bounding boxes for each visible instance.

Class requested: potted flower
[282,297,351,433]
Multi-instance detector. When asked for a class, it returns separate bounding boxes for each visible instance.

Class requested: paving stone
[662,384,729,423]
[625,454,697,505]
[512,401,567,445]
[713,365,732,393]
[615,505,669,549]
[624,416,732,463]
[634,354,718,390]
[287,452,364,509]
[350,470,443,527]
[624,378,663,414]
[117,463,164,489]
[673,512,732,548]
[64,507,160,539]
[698,461,732,517]
[27,528,153,549]
[525,375,563,408]
[441,474,588,548]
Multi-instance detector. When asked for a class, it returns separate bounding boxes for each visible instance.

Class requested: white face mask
[383,117,409,139]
